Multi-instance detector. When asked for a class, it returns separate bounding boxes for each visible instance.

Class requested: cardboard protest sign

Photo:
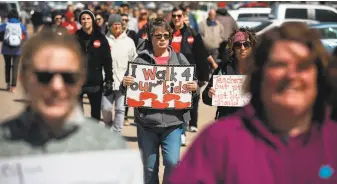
[212,75,251,107]
[0,150,143,184]
[125,63,195,109]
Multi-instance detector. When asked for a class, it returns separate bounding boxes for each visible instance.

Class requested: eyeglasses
[122,19,129,22]
[153,33,170,40]
[55,17,62,20]
[233,41,251,49]
[34,71,81,85]
[172,14,183,19]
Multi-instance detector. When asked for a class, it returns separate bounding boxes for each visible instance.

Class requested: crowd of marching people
[1,1,337,184]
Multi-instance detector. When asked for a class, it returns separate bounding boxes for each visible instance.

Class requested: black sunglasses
[172,14,183,18]
[153,33,170,40]
[122,19,129,22]
[233,41,251,49]
[34,71,81,85]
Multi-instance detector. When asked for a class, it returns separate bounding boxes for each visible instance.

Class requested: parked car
[254,19,319,36]
[310,23,337,53]
[228,8,271,21]
[47,1,68,11]
[269,3,337,22]
[237,17,269,29]
[239,2,269,8]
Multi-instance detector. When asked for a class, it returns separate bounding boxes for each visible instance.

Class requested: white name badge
[0,150,143,184]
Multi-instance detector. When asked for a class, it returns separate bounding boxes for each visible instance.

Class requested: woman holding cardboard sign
[202,27,258,119]
[121,17,198,184]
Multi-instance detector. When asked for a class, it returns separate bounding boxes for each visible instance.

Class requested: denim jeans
[182,121,187,135]
[137,124,183,184]
[101,90,125,132]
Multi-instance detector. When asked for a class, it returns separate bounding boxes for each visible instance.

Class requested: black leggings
[125,107,129,120]
[79,89,102,121]
[3,55,19,87]
[189,95,200,128]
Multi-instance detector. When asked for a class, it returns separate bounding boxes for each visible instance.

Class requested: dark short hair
[172,6,185,14]
[120,3,129,8]
[120,13,128,17]
[8,9,19,19]
[327,46,337,104]
[52,10,64,18]
[178,3,189,12]
[94,13,103,18]
[244,22,330,122]
[333,47,337,57]
[95,6,102,12]
[146,17,173,43]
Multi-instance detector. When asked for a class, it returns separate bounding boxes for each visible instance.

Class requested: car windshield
[237,13,269,20]
[317,26,337,39]
[253,21,273,32]
[199,5,208,11]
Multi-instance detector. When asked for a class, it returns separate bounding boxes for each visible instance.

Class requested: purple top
[168,103,337,184]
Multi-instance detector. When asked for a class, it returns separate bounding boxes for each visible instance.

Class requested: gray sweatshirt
[120,45,199,128]
[0,106,128,157]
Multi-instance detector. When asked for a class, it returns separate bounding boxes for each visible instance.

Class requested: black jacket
[202,61,240,119]
[170,23,210,82]
[135,26,147,47]
[75,29,113,87]
[126,29,137,46]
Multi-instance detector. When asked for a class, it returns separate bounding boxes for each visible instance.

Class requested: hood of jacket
[76,28,103,40]
[106,31,128,40]
[8,18,20,23]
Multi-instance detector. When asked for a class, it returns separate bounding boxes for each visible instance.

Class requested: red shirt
[154,56,169,65]
[171,30,182,53]
[142,32,147,40]
[62,21,78,35]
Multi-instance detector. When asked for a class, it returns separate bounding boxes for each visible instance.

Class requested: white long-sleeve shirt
[105,32,138,90]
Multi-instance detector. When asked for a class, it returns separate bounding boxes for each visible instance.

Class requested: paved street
[0,24,216,182]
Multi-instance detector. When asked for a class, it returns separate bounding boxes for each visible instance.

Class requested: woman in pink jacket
[168,22,337,184]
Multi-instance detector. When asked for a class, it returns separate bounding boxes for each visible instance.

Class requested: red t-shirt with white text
[171,30,182,53]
